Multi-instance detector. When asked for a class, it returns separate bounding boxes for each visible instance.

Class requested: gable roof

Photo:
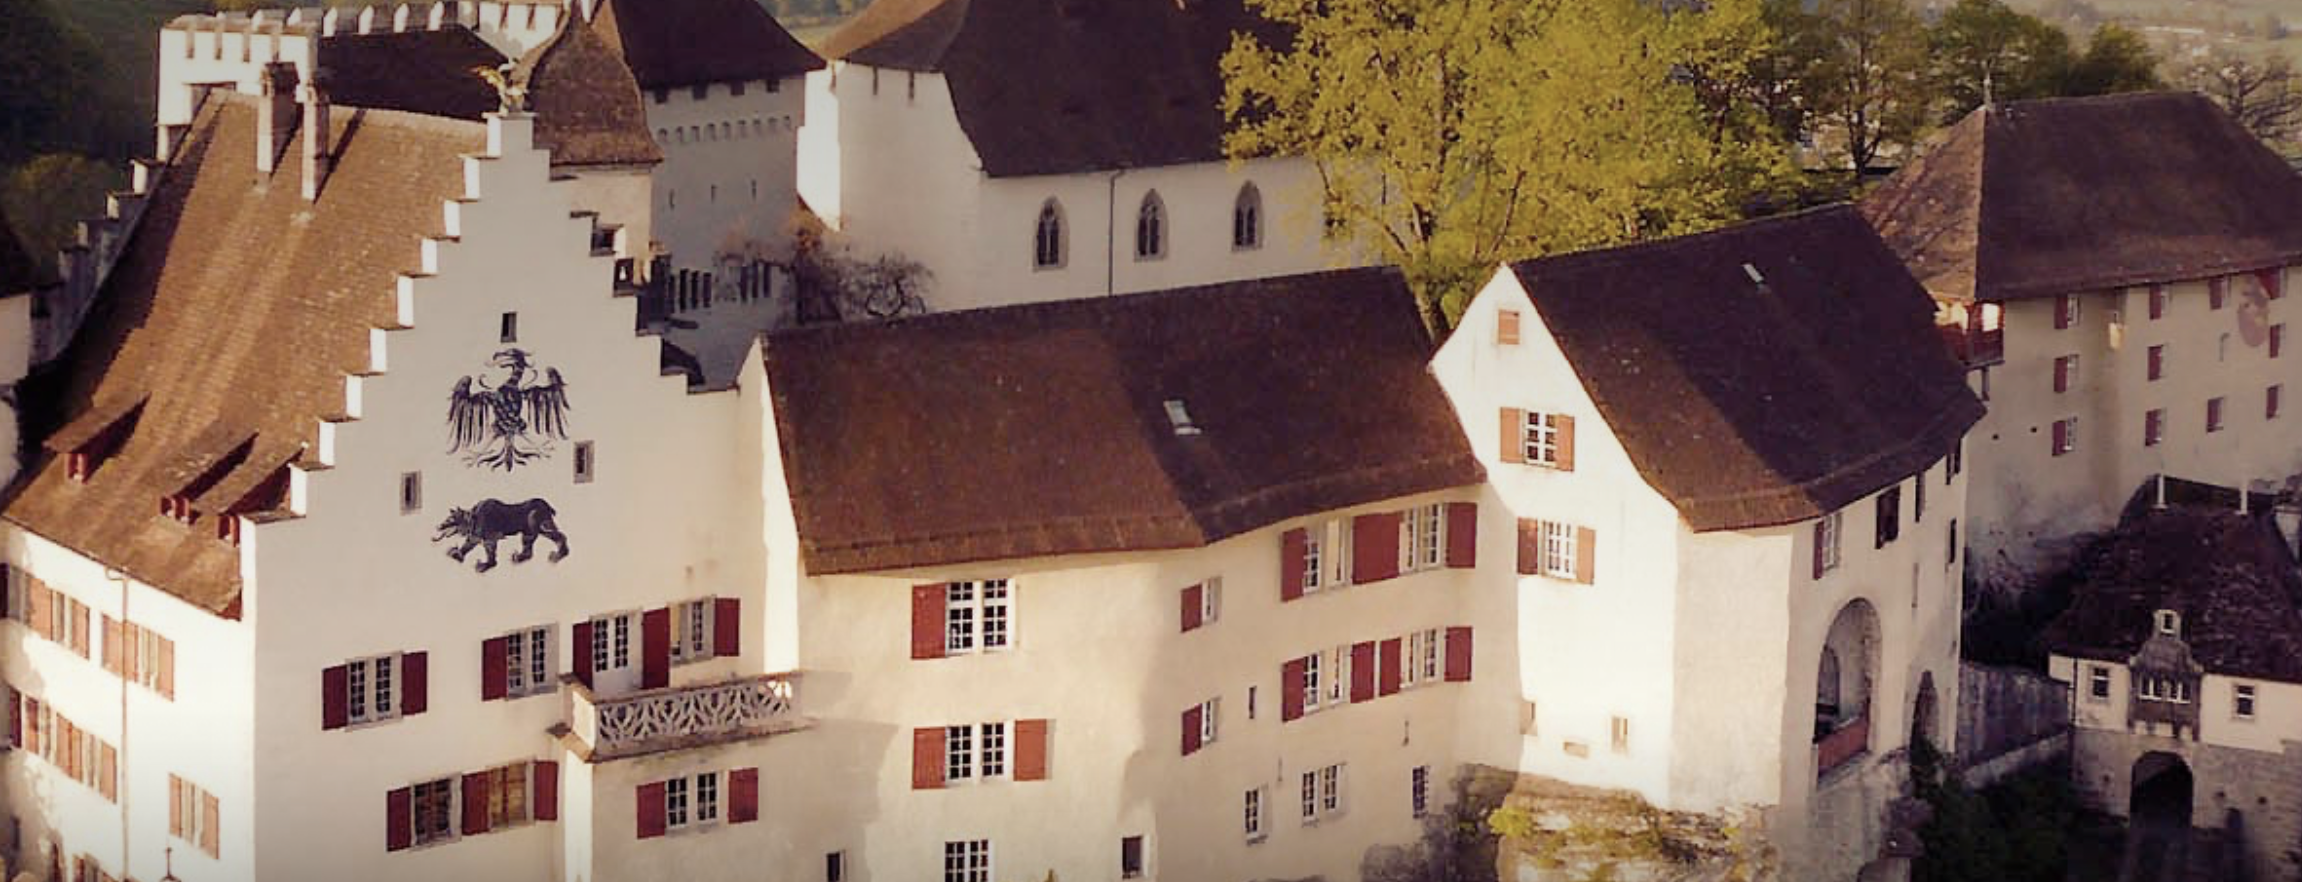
[1508,206,1985,533]
[818,0,1284,177]
[318,27,508,122]
[517,15,664,167]
[2043,481,2302,684]
[2,95,483,616]
[761,267,1484,575]
[1860,92,2302,304]
[0,204,47,295]
[590,0,823,90]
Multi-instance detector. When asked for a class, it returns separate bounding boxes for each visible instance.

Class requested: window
[1814,511,1844,576]
[400,472,422,514]
[1874,486,1901,548]
[2051,417,2077,456]
[696,771,720,824]
[2144,409,2165,447]
[1947,438,1962,481]
[942,840,992,882]
[1135,192,1166,260]
[1497,309,1522,346]
[691,84,710,100]
[1610,716,1631,754]
[1405,628,1442,687]
[1120,835,1145,878]
[487,761,533,829]
[410,777,455,847]
[944,722,1008,782]
[1947,518,1958,568]
[1301,652,1323,711]
[499,312,518,343]
[827,852,846,882]
[1244,787,1266,842]
[1914,469,1926,523]
[2148,344,2165,381]
[2273,385,2285,420]
[1302,523,1324,592]
[2054,293,2079,329]
[1519,411,1565,466]
[502,627,551,698]
[2053,354,2077,393]
[1400,503,1445,572]
[1196,698,1218,747]
[1233,183,1263,250]
[2087,665,2111,701]
[1248,685,1257,720]
[2208,397,2226,433]
[2148,284,2168,320]
[168,775,219,857]
[2138,676,2190,703]
[944,580,1011,654]
[946,724,974,783]
[652,88,668,104]
[1325,646,1350,705]
[2275,324,2288,358]
[590,613,632,674]
[1411,765,1431,818]
[1534,520,1578,580]
[574,441,595,483]
[347,654,399,725]
[1033,200,1065,269]
[1301,518,1352,593]
[671,598,715,664]
[1319,764,1345,817]
[2235,683,2258,719]
[2154,609,2181,636]
[104,617,176,699]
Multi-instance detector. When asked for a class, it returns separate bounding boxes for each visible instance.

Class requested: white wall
[643,77,808,268]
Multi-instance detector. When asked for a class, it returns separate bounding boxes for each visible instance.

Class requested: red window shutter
[322,665,349,730]
[1379,637,1403,696]
[1445,502,1477,568]
[2053,357,2070,393]
[1444,627,1473,682]
[2260,268,2283,300]
[1811,521,1827,580]
[461,771,491,835]
[729,768,759,823]
[170,776,184,836]
[1497,309,1522,345]
[8,691,18,748]
[1279,529,1307,602]
[1351,512,1402,584]
[636,782,666,839]
[640,607,670,689]
[1180,583,1203,632]
[1350,641,1376,702]
[2054,294,2072,329]
[1181,705,1203,756]
[1498,408,1525,464]
[201,792,219,857]
[480,636,509,701]
[101,616,121,674]
[1554,415,1577,471]
[385,787,413,852]
[2051,420,2068,455]
[26,585,47,641]
[1574,528,1597,584]
[400,652,428,715]
[912,727,946,789]
[713,597,740,658]
[1517,519,1540,575]
[534,760,559,821]
[910,584,947,660]
[157,634,174,699]
[1281,658,1306,722]
[1014,719,1049,781]
[571,621,595,688]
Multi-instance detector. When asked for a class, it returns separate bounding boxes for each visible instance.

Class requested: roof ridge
[1509,204,1859,278]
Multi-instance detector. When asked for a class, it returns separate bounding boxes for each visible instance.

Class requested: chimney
[257,63,297,173]
[298,79,332,202]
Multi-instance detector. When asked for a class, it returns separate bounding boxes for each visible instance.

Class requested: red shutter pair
[910,584,947,659]
[321,654,426,730]
[911,721,1051,788]
[1180,705,1203,756]
[633,768,755,839]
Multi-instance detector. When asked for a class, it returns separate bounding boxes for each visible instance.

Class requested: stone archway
[2132,752,2193,826]
[1815,599,1882,778]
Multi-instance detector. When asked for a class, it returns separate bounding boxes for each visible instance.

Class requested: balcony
[1815,712,1871,778]
[558,673,807,762]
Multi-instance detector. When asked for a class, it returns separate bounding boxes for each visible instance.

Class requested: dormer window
[51,400,146,484]
[2154,609,2181,637]
[1163,399,1201,436]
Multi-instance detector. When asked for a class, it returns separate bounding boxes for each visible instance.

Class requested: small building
[2044,480,2302,882]
[1861,92,2302,590]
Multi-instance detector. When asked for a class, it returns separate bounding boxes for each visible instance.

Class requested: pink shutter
[1517,519,1540,575]
[713,597,740,658]
[400,652,427,715]
[1499,408,1525,464]
[1445,502,1477,568]
[1014,719,1049,781]
[571,621,595,688]
[912,727,945,789]
[640,608,670,689]
[729,768,759,823]
[1445,627,1473,682]
[1180,583,1203,632]
[910,585,947,660]
[1574,528,1597,584]
[1281,659,1306,722]
[321,665,349,730]
[461,771,491,835]
[534,760,559,821]
[157,635,173,699]
[636,782,666,839]
[385,787,413,851]
[1181,705,1203,756]
[1350,641,1376,702]
[1379,637,1403,696]
[481,637,509,701]
[1554,415,1577,471]
[1279,529,1307,602]
[1351,512,1402,584]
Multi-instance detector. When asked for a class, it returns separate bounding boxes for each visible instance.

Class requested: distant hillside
[2010,0,2299,66]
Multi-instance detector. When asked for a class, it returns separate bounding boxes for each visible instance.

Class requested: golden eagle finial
[472,62,527,114]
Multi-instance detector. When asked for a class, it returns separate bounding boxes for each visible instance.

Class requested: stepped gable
[760,267,1485,575]
[2044,482,2302,684]
[590,0,823,90]
[1509,205,1984,532]
[819,0,1286,177]
[2,95,483,616]
[318,26,509,121]
[517,13,664,167]
[0,204,47,295]
[1861,92,2302,303]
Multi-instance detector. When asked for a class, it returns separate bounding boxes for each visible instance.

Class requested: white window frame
[591,612,634,673]
[1411,765,1431,818]
[409,775,456,847]
[2053,417,2079,455]
[2139,676,2190,704]
[1325,645,1350,705]
[670,598,715,664]
[1300,770,1318,823]
[1302,652,1323,712]
[1244,787,1266,843]
[1520,411,1562,466]
[1405,628,1441,687]
[1319,763,1346,817]
[2235,683,2258,719]
[944,722,1010,784]
[1400,503,1446,573]
[943,839,993,882]
[2154,609,2181,637]
[346,653,401,726]
[1302,526,1324,592]
[1537,520,1578,580]
[501,626,553,699]
[2087,665,2111,702]
[1197,578,1222,625]
[1610,716,1631,754]
[945,580,1013,655]
[665,775,692,830]
[1817,511,1844,575]
[1197,699,1218,747]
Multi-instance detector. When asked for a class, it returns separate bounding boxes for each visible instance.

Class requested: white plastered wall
[642,78,807,267]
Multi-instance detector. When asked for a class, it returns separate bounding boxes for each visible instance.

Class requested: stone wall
[2072,727,2302,882]
[1957,662,2070,765]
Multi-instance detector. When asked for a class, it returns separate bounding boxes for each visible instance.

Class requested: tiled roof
[590,0,823,90]
[761,267,1485,575]
[2,95,483,616]
[2043,479,2302,684]
[1861,92,2302,303]
[818,0,1285,177]
[0,204,46,295]
[318,27,508,122]
[517,15,664,167]
[1509,206,1985,532]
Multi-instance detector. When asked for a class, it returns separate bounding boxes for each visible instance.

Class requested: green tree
[1799,0,1933,174]
[2062,23,2164,96]
[1222,0,1794,329]
[0,0,107,164]
[1,153,121,277]
[1927,0,2073,121]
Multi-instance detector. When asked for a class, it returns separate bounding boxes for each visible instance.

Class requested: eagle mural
[447,348,572,471]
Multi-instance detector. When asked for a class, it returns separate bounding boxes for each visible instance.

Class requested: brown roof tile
[1509,206,1985,532]
[318,27,508,122]
[591,0,824,90]
[1861,92,2302,303]
[2,95,484,616]
[762,267,1484,575]
[518,14,664,167]
[819,0,1285,177]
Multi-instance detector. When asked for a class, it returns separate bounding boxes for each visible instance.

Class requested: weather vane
[472,62,527,114]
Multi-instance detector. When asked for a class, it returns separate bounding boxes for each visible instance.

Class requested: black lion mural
[433,498,569,572]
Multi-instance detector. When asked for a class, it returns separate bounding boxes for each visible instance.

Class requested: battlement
[163,1,565,59]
